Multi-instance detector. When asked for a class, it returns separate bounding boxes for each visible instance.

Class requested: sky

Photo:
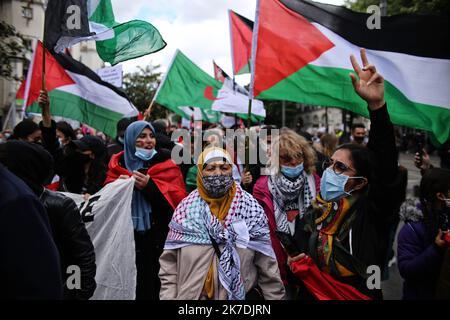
[113,0,345,86]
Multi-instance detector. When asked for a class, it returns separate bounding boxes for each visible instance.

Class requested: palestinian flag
[213,60,229,83]
[229,10,254,75]
[154,50,265,120]
[23,41,138,137]
[251,0,450,143]
[44,0,166,65]
[213,60,248,96]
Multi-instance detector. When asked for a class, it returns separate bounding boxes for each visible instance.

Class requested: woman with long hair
[397,168,450,299]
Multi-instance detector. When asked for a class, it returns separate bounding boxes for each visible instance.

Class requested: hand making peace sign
[350,48,386,111]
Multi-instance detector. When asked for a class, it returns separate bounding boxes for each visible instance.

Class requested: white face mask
[76,134,83,140]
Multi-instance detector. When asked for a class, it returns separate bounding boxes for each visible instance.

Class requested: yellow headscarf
[196,147,236,299]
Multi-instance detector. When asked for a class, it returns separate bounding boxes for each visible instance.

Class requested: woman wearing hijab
[253,129,319,295]
[159,147,285,300]
[105,121,187,300]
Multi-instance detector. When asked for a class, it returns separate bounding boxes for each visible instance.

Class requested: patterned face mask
[202,174,234,198]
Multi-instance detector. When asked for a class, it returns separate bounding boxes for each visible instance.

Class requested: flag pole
[144,49,179,121]
[246,0,260,172]
[41,3,46,91]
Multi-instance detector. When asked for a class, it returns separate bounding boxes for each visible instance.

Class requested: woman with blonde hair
[253,129,320,292]
[159,147,285,300]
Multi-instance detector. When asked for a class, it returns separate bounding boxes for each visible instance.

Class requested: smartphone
[275,231,301,257]
[137,167,149,175]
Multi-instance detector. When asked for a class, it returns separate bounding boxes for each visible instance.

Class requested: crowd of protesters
[1,49,449,301]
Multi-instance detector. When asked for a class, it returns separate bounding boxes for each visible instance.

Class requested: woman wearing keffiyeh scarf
[253,129,319,292]
[159,147,285,300]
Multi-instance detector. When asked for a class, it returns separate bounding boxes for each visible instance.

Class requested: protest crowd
[1,0,449,301]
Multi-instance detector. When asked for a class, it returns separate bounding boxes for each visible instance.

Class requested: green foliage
[122,64,168,119]
[345,0,450,16]
[0,21,31,80]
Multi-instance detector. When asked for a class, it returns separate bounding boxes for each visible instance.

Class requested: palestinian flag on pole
[153,50,265,120]
[44,0,166,65]
[213,60,229,84]
[251,0,450,143]
[229,10,254,75]
[22,41,138,137]
[213,60,248,96]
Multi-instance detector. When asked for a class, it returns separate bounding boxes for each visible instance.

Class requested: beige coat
[159,244,285,300]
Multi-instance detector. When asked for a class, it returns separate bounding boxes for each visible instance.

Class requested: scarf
[165,185,275,300]
[123,121,155,232]
[312,195,358,277]
[196,147,236,298]
[269,171,313,234]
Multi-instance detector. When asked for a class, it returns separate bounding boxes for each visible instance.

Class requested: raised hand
[38,90,50,108]
[38,90,52,128]
[350,48,385,111]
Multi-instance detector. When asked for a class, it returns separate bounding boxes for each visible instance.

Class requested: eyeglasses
[322,158,357,175]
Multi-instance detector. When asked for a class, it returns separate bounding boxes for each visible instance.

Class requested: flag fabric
[25,41,138,137]
[154,50,265,120]
[229,10,254,75]
[62,178,137,300]
[178,106,223,123]
[213,60,229,83]
[44,0,166,65]
[251,0,450,143]
[213,60,249,96]
[290,256,371,300]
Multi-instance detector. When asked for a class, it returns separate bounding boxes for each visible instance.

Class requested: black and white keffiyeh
[269,172,314,234]
[165,184,275,300]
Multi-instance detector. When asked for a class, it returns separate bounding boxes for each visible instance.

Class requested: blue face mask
[135,147,157,161]
[280,163,304,179]
[320,168,363,202]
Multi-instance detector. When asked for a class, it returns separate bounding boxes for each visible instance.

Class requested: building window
[21,6,33,20]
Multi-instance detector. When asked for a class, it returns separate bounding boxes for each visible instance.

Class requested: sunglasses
[322,158,357,175]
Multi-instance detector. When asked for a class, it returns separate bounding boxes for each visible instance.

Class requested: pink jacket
[253,174,320,284]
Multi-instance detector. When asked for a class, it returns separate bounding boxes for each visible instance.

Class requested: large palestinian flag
[153,50,265,120]
[251,0,450,143]
[22,42,138,137]
[229,10,254,75]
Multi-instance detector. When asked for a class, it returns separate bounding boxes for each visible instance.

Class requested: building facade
[1,0,104,128]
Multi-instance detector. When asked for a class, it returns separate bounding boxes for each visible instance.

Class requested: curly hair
[271,129,316,175]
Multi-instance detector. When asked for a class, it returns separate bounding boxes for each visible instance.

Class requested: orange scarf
[197,147,236,299]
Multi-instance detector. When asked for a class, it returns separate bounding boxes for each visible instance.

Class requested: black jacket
[295,105,402,299]
[40,189,97,300]
[0,164,63,299]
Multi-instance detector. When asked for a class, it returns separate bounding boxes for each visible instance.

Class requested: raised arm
[350,48,398,182]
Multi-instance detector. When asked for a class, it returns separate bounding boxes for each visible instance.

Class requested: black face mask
[354,136,365,143]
